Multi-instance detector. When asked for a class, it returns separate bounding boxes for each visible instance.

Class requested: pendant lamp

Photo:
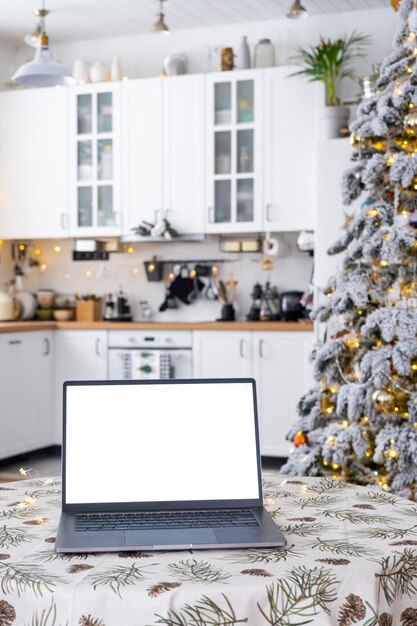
[152,0,170,34]
[286,0,308,19]
[11,3,74,87]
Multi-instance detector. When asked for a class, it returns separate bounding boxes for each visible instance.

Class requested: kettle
[278,291,305,321]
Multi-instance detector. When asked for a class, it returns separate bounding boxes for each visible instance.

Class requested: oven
[107,330,193,380]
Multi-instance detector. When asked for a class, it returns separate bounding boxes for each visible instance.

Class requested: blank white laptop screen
[65,382,260,505]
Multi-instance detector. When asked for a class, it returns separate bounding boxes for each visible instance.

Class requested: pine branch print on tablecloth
[0,525,37,549]
[257,566,338,625]
[0,561,59,597]
[87,563,154,598]
[375,548,417,605]
[321,509,394,525]
[167,559,231,584]
[79,615,105,626]
[281,521,337,537]
[153,593,248,626]
[308,538,378,557]
[227,545,302,564]
[338,593,366,625]
[24,598,61,626]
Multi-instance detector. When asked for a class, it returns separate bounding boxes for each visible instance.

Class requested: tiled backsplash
[0,233,312,322]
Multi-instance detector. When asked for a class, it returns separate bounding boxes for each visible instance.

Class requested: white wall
[12,7,397,103]
[0,234,313,322]
[0,41,19,87]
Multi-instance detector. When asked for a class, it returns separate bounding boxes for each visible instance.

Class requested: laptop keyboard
[75,509,259,531]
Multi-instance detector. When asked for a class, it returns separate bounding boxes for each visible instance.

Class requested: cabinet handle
[95,338,101,356]
[239,339,245,358]
[8,339,21,345]
[266,204,272,222]
[258,339,266,358]
[43,337,50,356]
[60,213,68,230]
[208,207,215,223]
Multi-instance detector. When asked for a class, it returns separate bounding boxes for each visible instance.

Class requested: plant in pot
[290,31,370,138]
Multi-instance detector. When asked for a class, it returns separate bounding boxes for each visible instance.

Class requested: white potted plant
[291,32,370,139]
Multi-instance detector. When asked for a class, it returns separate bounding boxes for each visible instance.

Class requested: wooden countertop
[0,320,314,332]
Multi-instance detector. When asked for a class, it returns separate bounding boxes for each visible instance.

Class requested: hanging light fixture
[24,7,48,47]
[11,1,74,87]
[286,0,308,19]
[151,0,170,34]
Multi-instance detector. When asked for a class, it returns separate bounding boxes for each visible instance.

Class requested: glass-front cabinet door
[206,71,263,233]
[70,84,121,236]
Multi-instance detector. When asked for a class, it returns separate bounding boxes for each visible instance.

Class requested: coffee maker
[103,287,132,321]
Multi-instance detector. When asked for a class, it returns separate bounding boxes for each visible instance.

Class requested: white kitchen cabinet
[263,67,317,232]
[252,331,314,457]
[193,331,252,377]
[123,77,163,234]
[192,329,314,457]
[0,88,69,239]
[205,70,264,234]
[69,83,122,236]
[54,330,107,443]
[162,74,205,235]
[0,331,54,460]
[123,74,204,236]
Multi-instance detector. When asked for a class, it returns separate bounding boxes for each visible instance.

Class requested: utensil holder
[75,299,102,321]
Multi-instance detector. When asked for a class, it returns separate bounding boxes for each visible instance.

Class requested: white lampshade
[11,42,75,87]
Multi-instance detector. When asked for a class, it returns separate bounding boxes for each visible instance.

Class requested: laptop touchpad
[125,528,217,547]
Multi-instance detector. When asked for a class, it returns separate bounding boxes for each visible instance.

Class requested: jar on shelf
[254,39,276,68]
[0,282,16,321]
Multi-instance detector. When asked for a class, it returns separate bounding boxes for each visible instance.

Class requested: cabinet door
[123,78,163,234]
[205,71,263,234]
[163,74,204,235]
[263,67,317,232]
[0,332,53,460]
[54,331,107,443]
[193,331,252,378]
[253,331,314,457]
[0,88,69,239]
[69,84,122,237]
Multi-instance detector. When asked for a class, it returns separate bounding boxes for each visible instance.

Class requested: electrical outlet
[97,264,110,279]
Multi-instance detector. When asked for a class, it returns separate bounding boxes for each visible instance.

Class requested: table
[1,472,417,626]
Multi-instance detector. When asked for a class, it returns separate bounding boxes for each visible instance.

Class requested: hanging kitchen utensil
[218,279,229,304]
[205,269,219,300]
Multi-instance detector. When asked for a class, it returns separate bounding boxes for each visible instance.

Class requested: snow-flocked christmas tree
[282,0,417,500]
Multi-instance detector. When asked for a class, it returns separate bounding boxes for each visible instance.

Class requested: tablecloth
[1,472,417,626]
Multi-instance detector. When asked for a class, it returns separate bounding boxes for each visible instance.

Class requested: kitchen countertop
[0,320,314,332]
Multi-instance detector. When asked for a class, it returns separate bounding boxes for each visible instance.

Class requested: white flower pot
[318,106,350,139]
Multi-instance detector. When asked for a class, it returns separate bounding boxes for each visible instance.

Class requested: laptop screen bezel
[62,378,264,513]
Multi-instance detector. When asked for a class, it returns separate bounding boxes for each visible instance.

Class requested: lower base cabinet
[54,330,108,444]
[193,330,314,457]
[0,331,53,460]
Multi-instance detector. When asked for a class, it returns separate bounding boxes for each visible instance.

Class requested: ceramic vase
[89,62,110,83]
[110,56,124,81]
[72,60,90,84]
[235,36,250,70]
[254,39,276,68]
[318,106,350,139]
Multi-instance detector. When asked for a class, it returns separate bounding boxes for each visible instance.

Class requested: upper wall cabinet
[0,87,69,240]
[123,77,163,235]
[205,70,264,234]
[123,74,204,236]
[204,67,317,234]
[263,67,316,232]
[69,83,122,237]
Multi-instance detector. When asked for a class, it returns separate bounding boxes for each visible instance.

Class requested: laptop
[55,378,286,553]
